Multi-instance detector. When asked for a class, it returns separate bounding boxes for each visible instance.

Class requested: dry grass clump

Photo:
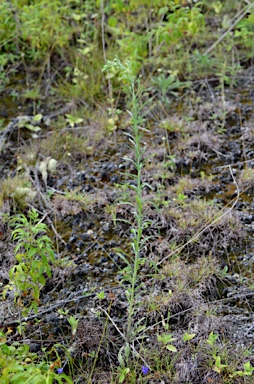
[140,196,244,263]
[0,174,37,210]
[170,174,213,196]
[75,319,120,360]
[238,167,254,190]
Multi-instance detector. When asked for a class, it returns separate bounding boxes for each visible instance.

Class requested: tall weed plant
[103,58,151,370]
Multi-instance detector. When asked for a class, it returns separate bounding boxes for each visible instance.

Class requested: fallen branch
[2,287,123,326]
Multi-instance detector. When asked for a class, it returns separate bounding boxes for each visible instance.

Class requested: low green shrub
[3,208,55,316]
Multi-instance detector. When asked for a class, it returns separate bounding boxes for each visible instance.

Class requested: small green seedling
[183,332,196,342]
[68,316,79,336]
[96,291,105,300]
[213,355,228,374]
[65,114,83,128]
[207,331,219,347]
[118,367,130,383]
[157,333,177,352]
[231,361,254,377]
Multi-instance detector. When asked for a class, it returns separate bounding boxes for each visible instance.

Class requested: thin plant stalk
[103,57,147,342]
[126,78,144,339]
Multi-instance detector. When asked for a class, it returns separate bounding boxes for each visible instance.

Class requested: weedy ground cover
[1,0,253,106]
[0,1,254,383]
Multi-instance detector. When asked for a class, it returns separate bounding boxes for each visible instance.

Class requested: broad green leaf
[33,114,43,122]
[108,16,118,27]
[28,248,38,258]
[25,124,41,132]
[166,345,177,352]
[243,361,254,375]
[97,291,105,299]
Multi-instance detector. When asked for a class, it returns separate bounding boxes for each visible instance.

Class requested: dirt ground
[0,68,254,383]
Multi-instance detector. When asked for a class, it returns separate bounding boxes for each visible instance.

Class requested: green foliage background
[1,0,253,101]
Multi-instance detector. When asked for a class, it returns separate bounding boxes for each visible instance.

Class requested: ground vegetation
[1,0,254,383]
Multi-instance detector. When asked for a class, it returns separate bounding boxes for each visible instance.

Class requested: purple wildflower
[57,368,64,374]
[141,366,149,375]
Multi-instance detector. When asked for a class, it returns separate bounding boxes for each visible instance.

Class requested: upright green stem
[103,56,146,344]
[126,78,144,339]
